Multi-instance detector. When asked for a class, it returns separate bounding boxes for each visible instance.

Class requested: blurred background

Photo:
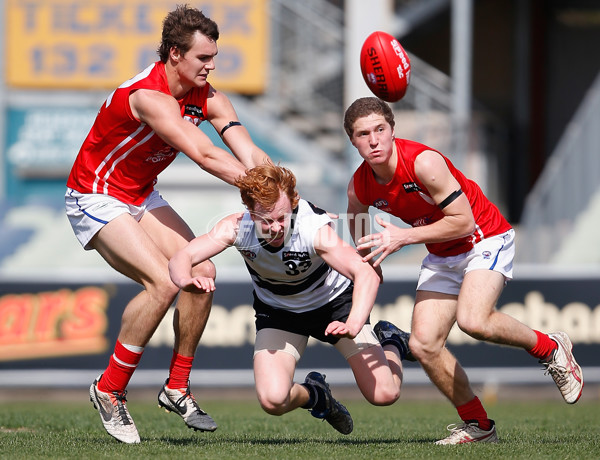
[0,0,599,395]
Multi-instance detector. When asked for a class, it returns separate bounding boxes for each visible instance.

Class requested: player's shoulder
[204,83,232,107]
[214,212,247,244]
[413,148,449,171]
[301,199,327,216]
[296,200,333,234]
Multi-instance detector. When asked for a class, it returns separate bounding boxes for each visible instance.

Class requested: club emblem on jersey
[239,250,257,260]
[411,215,433,227]
[373,199,390,211]
[183,104,205,126]
[145,146,177,163]
[482,251,492,259]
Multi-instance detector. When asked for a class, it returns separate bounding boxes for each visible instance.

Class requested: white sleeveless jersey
[233,199,351,312]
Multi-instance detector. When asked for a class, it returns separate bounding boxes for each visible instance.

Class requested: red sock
[457,396,492,431]
[98,341,143,393]
[167,352,194,389]
[527,330,558,360]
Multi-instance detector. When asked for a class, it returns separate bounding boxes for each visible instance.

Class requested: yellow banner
[6,0,269,93]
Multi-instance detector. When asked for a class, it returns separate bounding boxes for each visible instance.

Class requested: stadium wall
[1,274,599,387]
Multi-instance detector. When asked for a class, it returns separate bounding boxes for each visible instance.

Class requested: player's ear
[170,46,181,62]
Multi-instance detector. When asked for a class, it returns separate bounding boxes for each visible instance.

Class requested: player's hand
[324,320,358,339]
[357,216,407,267]
[178,276,216,293]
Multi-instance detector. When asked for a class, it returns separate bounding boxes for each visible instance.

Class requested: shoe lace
[444,422,479,439]
[174,383,207,416]
[112,390,133,425]
[542,359,569,387]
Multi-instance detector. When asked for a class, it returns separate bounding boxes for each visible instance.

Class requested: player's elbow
[462,220,476,237]
[353,264,380,290]
[454,216,476,238]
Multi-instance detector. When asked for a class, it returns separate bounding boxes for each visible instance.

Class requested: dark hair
[235,164,299,211]
[158,4,219,63]
[343,97,395,138]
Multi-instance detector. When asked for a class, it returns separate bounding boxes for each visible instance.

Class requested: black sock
[301,383,316,409]
[301,383,327,412]
[382,338,407,361]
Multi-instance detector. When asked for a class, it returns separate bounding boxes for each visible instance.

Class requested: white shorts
[65,188,169,250]
[253,324,380,361]
[417,229,515,296]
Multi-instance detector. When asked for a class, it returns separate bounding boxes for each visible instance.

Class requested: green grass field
[1,391,599,459]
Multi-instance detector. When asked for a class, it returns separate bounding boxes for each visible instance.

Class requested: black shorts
[253,284,369,344]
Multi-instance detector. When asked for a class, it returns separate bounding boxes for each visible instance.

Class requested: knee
[191,259,216,280]
[366,386,400,406]
[149,275,180,310]
[257,391,288,416]
[408,334,442,363]
[456,314,489,341]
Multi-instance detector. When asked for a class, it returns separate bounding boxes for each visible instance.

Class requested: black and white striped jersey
[233,199,351,312]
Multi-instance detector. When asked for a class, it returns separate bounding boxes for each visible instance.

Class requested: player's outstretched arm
[131,89,247,185]
[315,224,379,338]
[206,88,272,168]
[169,213,242,291]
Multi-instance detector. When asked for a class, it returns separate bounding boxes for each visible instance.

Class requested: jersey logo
[373,199,392,212]
[403,182,422,193]
[183,104,204,126]
[411,215,433,227]
[282,251,309,261]
[239,250,257,260]
[145,145,177,163]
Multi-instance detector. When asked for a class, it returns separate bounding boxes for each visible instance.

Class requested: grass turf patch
[1,396,598,459]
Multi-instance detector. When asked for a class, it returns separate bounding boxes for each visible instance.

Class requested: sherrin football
[360,31,411,102]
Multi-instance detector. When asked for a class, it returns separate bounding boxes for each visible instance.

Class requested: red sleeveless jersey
[352,138,511,257]
[67,62,210,205]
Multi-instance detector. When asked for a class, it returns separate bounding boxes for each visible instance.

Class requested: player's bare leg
[253,336,353,434]
[157,259,218,431]
[254,348,306,415]
[347,342,401,405]
[93,213,180,347]
[89,213,181,442]
[139,207,220,431]
[456,270,537,348]
[409,291,499,444]
[410,291,475,407]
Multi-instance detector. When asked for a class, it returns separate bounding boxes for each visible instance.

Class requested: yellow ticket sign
[6,0,268,93]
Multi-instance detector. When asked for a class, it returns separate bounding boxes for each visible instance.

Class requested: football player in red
[65,5,270,443]
[344,97,583,445]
